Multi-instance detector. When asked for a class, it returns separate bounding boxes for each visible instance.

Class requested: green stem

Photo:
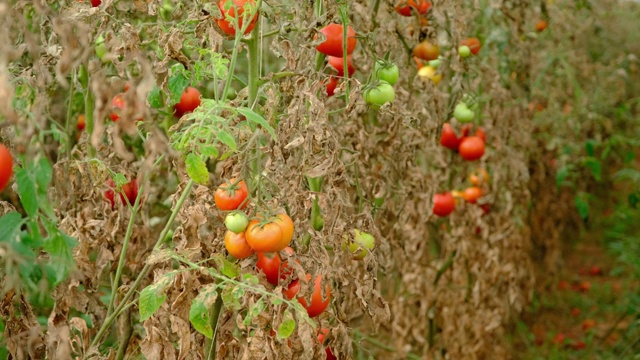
[106,185,143,318]
[247,14,261,108]
[90,179,195,347]
[114,309,133,360]
[204,292,224,360]
[84,82,96,158]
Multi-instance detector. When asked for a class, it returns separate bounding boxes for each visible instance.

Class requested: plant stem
[84,82,96,158]
[247,11,261,108]
[204,291,224,360]
[114,308,133,360]
[90,179,195,347]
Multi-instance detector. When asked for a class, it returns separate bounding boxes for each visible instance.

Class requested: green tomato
[364,81,395,109]
[373,61,399,85]
[225,212,249,234]
[342,229,376,260]
[453,102,475,123]
[428,58,442,69]
[458,45,471,58]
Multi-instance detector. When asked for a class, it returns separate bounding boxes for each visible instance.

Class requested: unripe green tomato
[453,102,475,123]
[225,212,249,234]
[458,45,471,58]
[373,61,399,85]
[364,81,395,109]
[342,229,375,260]
[428,58,442,69]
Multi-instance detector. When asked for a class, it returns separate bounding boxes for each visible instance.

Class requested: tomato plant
[284,274,331,318]
[458,136,485,161]
[433,192,455,216]
[373,60,399,85]
[224,231,254,259]
[109,93,143,122]
[216,0,259,37]
[214,178,249,210]
[458,45,471,58]
[364,81,395,109]
[413,40,439,61]
[173,87,201,118]
[460,37,481,55]
[327,55,356,77]
[225,212,249,233]
[0,144,13,193]
[469,168,490,186]
[315,24,357,58]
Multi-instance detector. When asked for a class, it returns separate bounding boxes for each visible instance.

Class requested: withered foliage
[1,0,637,359]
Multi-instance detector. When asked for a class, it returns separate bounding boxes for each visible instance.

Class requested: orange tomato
[535,19,548,32]
[224,231,254,259]
[462,187,482,204]
[77,114,86,131]
[245,220,283,252]
[469,168,489,186]
[214,178,249,210]
[413,40,439,61]
[273,213,294,251]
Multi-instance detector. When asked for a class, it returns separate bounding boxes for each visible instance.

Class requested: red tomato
[394,0,432,16]
[475,128,486,142]
[77,114,86,131]
[109,93,143,122]
[214,178,248,210]
[327,55,356,77]
[245,220,283,252]
[216,0,259,37]
[284,274,331,318]
[120,179,139,206]
[224,231,254,259]
[440,123,460,150]
[460,37,481,55]
[0,144,13,193]
[462,187,482,204]
[91,0,101,6]
[413,40,439,61]
[315,24,357,58]
[536,19,548,32]
[326,76,339,97]
[317,328,337,360]
[582,319,596,331]
[458,136,485,161]
[174,87,201,118]
[433,192,455,216]
[255,247,295,286]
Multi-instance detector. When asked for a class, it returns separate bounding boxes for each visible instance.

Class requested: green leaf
[35,157,53,192]
[213,255,239,279]
[585,139,596,157]
[575,193,589,220]
[270,297,283,306]
[0,212,24,242]
[42,229,77,285]
[16,168,38,217]
[277,313,296,340]
[243,299,266,326]
[216,130,237,151]
[168,64,190,105]
[148,86,163,109]
[584,157,602,182]
[555,166,570,187]
[114,173,127,187]
[139,271,177,321]
[185,153,209,185]
[189,284,218,339]
[242,273,259,285]
[236,108,276,139]
[200,145,219,158]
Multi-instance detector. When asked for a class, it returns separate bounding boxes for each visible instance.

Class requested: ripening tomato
[216,0,259,37]
[458,136,485,161]
[440,123,460,150]
[315,24,357,58]
[460,37,481,55]
[214,178,248,210]
[246,220,283,252]
[0,144,13,193]
[224,231,254,259]
[326,76,339,97]
[273,213,294,251]
[462,187,482,204]
[535,19,548,32]
[413,40,439,61]
[394,0,432,16]
[327,55,356,77]
[318,328,337,360]
[284,274,331,318]
[77,114,86,131]
[173,87,201,118]
[433,192,455,216]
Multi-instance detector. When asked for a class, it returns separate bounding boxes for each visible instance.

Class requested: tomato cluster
[394,0,432,17]
[318,25,358,97]
[440,123,486,161]
[364,58,400,109]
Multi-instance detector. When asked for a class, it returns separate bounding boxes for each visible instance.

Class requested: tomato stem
[204,290,223,360]
[246,2,261,108]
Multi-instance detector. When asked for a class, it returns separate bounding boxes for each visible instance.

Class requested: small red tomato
[0,144,13,193]
[460,37,482,55]
[571,308,581,317]
[216,0,259,37]
[109,93,143,122]
[284,274,331,318]
[315,24,357,58]
[578,281,591,293]
[475,127,486,143]
[536,19,548,32]
[77,114,86,131]
[433,192,455,217]
[413,40,439,61]
[327,55,356,77]
[552,333,565,345]
[571,341,586,350]
[589,266,602,276]
[326,76,339,97]
[462,187,482,204]
[91,0,101,6]
[582,319,596,331]
[458,136,485,161]
[317,328,337,360]
[214,178,249,210]
[174,87,201,118]
[440,123,460,150]
[558,280,569,290]
[394,0,432,17]
[120,179,139,206]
